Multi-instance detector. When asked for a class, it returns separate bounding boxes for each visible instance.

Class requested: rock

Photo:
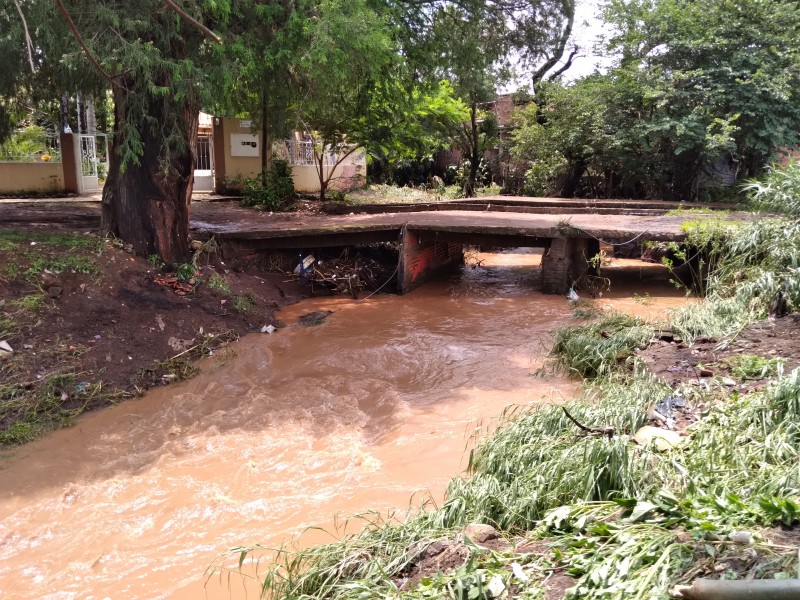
[298,310,333,326]
[190,240,204,250]
[463,523,499,544]
[698,368,713,377]
[633,426,682,451]
[48,286,63,298]
[722,377,737,386]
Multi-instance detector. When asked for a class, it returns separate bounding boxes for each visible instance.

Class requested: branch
[13,0,35,73]
[54,0,114,85]
[547,47,581,81]
[532,5,575,86]
[161,0,222,44]
[562,406,615,437]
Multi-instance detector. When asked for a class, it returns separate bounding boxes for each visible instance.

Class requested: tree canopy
[511,0,800,200]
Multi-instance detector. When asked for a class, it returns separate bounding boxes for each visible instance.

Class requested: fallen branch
[562,406,615,438]
[674,578,800,599]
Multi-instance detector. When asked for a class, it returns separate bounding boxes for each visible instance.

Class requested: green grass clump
[233,294,257,313]
[0,375,115,447]
[11,294,45,311]
[744,160,800,217]
[723,353,784,381]
[206,272,231,293]
[551,312,653,379]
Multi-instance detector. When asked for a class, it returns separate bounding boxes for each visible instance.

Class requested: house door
[194,134,214,192]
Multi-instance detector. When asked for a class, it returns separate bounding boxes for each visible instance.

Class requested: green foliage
[669,217,800,340]
[233,294,256,313]
[239,160,295,211]
[147,254,165,269]
[723,354,784,382]
[206,272,231,294]
[744,161,800,217]
[174,262,195,282]
[510,0,800,199]
[551,312,654,379]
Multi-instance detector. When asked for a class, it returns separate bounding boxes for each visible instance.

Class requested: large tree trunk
[101,85,197,264]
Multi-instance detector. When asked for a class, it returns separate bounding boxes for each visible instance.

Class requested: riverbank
[0,227,308,446]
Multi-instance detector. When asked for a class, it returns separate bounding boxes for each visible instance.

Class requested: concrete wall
[399,228,463,293]
[0,162,65,194]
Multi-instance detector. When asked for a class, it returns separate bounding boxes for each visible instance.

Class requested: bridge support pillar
[398,227,463,294]
[541,237,599,295]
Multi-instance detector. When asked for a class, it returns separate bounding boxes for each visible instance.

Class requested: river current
[0,250,686,599]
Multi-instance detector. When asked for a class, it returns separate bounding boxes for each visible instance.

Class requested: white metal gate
[76,134,108,194]
[193,134,214,192]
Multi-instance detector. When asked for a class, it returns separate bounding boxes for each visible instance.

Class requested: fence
[0,130,62,163]
[276,139,338,166]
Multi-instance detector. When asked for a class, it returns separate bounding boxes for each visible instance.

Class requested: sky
[566,0,615,81]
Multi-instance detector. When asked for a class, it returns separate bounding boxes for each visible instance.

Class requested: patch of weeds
[206,272,231,294]
[174,262,196,282]
[570,299,600,319]
[136,330,239,388]
[234,294,257,313]
[0,375,120,447]
[24,255,101,280]
[148,254,165,269]
[11,294,45,311]
[1,261,21,280]
[665,207,731,217]
[633,292,653,305]
[0,313,20,339]
[723,353,784,381]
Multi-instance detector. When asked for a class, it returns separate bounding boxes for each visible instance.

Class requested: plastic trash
[294,254,316,281]
[567,287,580,302]
[261,324,276,334]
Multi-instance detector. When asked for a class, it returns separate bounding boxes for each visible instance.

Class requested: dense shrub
[239,160,295,211]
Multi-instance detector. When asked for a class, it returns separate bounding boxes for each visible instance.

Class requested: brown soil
[642,315,800,392]
[0,224,309,444]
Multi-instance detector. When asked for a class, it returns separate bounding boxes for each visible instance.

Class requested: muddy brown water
[0,250,687,599]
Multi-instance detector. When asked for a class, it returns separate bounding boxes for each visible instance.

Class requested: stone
[633,426,682,451]
[48,286,63,298]
[463,523,499,544]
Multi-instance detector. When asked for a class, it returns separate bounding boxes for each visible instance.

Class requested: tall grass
[744,160,800,216]
[551,313,653,379]
[670,218,800,340]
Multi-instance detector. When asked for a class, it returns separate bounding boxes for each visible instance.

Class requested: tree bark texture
[101,84,197,264]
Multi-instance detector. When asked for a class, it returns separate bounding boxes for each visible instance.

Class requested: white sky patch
[500,0,615,92]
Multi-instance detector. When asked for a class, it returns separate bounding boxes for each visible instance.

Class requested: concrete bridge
[191,208,705,295]
[0,196,732,295]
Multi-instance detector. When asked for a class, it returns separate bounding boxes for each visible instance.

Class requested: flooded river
[0,250,686,599]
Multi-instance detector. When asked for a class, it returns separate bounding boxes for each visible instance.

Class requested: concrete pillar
[59,133,79,194]
[212,116,226,192]
[541,236,602,295]
[398,227,463,294]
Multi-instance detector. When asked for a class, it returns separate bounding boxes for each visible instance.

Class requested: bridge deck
[191,208,708,245]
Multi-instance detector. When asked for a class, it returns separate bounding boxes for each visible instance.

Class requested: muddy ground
[0,222,312,445]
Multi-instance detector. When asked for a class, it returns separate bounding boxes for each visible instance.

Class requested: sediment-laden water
[0,250,686,599]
